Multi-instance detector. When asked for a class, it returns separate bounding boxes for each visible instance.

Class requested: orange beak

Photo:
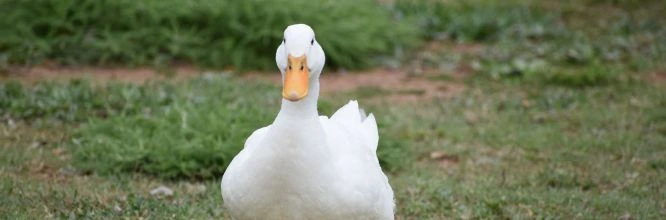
[282,54,309,101]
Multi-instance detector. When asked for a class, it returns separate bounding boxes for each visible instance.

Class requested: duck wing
[319,101,394,219]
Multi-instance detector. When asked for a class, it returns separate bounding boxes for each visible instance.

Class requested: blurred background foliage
[2,0,662,71]
[0,0,419,70]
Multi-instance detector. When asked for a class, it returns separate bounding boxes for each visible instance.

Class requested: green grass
[1,74,411,180]
[2,0,663,72]
[2,72,663,218]
[395,0,665,81]
[69,75,278,180]
[0,0,418,70]
[2,0,666,219]
[0,78,179,124]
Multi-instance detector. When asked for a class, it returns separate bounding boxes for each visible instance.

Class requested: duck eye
[310,39,314,45]
[283,38,286,44]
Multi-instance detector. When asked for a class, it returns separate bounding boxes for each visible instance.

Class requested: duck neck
[262,77,335,183]
[277,79,320,120]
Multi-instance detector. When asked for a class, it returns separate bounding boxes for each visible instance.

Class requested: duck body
[221,24,394,220]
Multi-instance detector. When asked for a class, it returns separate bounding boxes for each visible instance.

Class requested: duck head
[276,24,326,102]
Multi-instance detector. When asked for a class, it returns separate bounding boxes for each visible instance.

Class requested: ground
[2,0,666,219]
[3,54,665,219]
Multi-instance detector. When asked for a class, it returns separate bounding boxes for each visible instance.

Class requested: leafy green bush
[0,0,419,70]
[393,0,564,42]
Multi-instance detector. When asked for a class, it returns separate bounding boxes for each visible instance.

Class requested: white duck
[221,24,395,220]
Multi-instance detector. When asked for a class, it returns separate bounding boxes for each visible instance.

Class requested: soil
[243,68,467,103]
[2,65,201,84]
[649,71,666,83]
[3,64,468,103]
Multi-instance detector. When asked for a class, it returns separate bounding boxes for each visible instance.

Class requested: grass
[1,74,410,180]
[2,0,666,219]
[0,0,418,70]
[2,74,664,218]
[69,75,277,180]
[2,0,663,72]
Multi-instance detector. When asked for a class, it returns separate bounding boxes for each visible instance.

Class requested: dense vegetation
[3,0,662,71]
[0,0,418,70]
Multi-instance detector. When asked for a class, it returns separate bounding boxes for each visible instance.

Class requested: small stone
[464,111,479,125]
[30,141,41,149]
[113,205,122,213]
[430,151,447,160]
[7,119,16,130]
[629,98,643,107]
[619,212,632,220]
[476,156,499,165]
[429,151,459,163]
[150,186,174,197]
[185,183,207,195]
[57,166,76,175]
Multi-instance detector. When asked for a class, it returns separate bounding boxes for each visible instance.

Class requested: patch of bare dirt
[245,42,479,103]
[2,65,201,84]
[243,69,467,103]
[3,63,469,103]
[648,71,666,85]
[324,69,466,102]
